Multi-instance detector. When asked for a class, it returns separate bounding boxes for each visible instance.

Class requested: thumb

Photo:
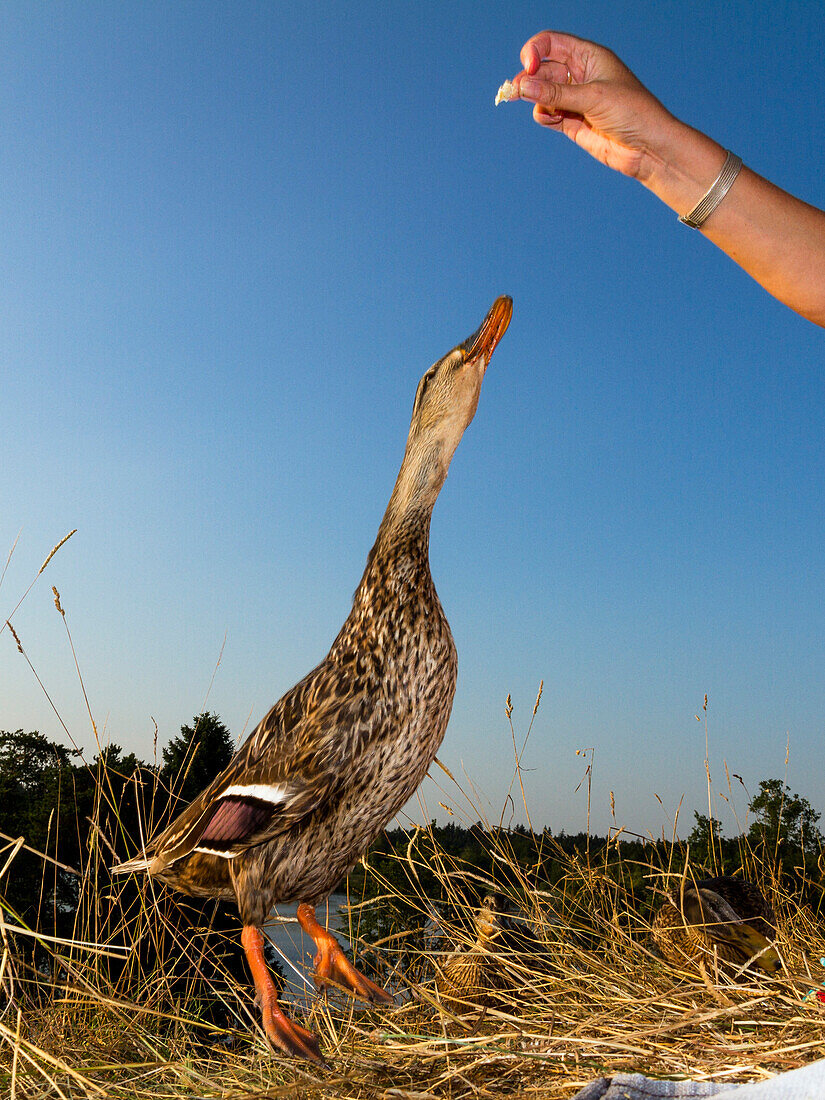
[517,74,600,117]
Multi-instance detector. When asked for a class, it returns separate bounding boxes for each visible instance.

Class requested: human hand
[503,31,825,327]
[510,30,678,182]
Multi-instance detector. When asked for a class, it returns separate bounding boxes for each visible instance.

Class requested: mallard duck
[652,875,782,977]
[433,893,542,1012]
[114,296,513,1063]
[435,894,510,1012]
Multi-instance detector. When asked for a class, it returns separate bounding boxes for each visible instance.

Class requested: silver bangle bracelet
[679,150,743,229]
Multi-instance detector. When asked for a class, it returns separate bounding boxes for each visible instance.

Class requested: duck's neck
[358,440,447,597]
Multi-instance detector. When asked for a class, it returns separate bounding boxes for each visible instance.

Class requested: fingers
[519,30,579,74]
[520,32,552,74]
[533,104,564,130]
[506,32,660,181]
[532,106,562,132]
[518,29,627,85]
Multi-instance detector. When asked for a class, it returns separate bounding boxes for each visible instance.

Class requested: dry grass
[1,542,823,1098]
[1,752,824,1100]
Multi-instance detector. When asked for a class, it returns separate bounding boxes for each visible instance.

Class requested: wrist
[636,116,728,217]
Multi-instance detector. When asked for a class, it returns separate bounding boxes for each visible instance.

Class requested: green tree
[747,778,822,860]
[687,811,724,869]
[160,711,234,807]
[0,729,79,926]
[86,743,157,864]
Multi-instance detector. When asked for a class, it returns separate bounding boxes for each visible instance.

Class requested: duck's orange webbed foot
[260,997,326,1063]
[297,902,394,1005]
[241,924,326,1064]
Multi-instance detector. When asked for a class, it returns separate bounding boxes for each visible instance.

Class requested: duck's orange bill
[463,295,513,362]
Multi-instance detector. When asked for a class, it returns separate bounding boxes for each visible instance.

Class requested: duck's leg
[296,903,394,1004]
[241,925,325,1063]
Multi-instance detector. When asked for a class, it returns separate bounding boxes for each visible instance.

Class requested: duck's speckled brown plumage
[114,296,513,1061]
[435,893,550,1012]
[435,895,513,1012]
[155,527,457,923]
[652,875,782,976]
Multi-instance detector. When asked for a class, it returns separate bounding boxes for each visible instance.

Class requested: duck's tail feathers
[111,853,152,876]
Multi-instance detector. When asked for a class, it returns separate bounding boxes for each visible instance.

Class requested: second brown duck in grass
[435,893,550,1013]
[652,875,782,978]
[435,894,514,1013]
[114,296,513,1063]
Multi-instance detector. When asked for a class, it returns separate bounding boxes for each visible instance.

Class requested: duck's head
[389,297,512,520]
[722,922,783,974]
[475,893,511,941]
[684,888,782,974]
[410,295,512,444]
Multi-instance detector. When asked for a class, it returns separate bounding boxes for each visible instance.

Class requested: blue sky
[2,0,824,840]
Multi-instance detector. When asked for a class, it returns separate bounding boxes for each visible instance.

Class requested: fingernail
[520,77,541,100]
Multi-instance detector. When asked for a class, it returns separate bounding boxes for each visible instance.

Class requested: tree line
[1,712,822,970]
[0,712,236,938]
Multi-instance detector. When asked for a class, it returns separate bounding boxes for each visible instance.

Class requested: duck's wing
[698,876,777,937]
[119,664,383,875]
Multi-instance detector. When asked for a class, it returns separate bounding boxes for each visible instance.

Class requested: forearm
[512,30,825,327]
[638,118,825,326]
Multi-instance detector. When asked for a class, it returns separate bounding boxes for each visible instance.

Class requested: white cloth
[572,1060,825,1100]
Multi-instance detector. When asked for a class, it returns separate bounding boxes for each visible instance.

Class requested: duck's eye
[417,369,436,402]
